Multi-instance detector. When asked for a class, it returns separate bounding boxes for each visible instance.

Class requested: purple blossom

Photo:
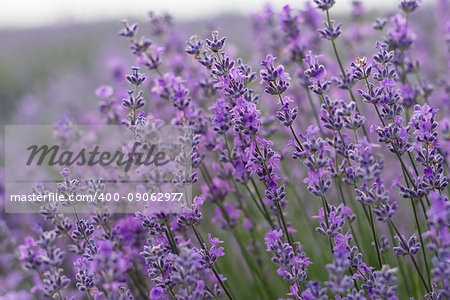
[393,234,421,256]
[150,287,166,300]
[5,3,449,300]
[265,229,311,294]
[319,20,342,40]
[95,85,114,100]
[313,0,336,10]
[205,31,226,53]
[118,20,138,37]
[260,54,291,95]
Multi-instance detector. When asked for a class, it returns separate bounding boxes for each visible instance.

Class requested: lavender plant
[1,1,449,299]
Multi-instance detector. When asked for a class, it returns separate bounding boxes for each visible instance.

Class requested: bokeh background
[0,0,448,299]
[0,0,413,127]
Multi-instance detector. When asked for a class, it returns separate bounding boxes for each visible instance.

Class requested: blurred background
[0,0,401,28]
[0,0,412,127]
[0,1,448,299]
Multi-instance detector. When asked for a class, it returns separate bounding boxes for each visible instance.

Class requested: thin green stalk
[388,225,414,297]
[250,178,275,228]
[191,225,234,300]
[324,9,369,139]
[359,203,382,268]
[320,195,334,255]
[128,270,150,300]
[231,228,275,299]
[306,89,325,136]
[164,220,180,255]
[223,135,274,227]
[400,164,431,284]
[368,207,383,269]
[276,202,294,247]
[410,197,432,289]
[277,92,304,151]
[349,268,360,291]
[253,141,295,248]
[202,164,274,298]
[343,183,369,255]
[244,183,270,223]
[389,221,431,293]
[212,267,234,300]
[407,151,431,208]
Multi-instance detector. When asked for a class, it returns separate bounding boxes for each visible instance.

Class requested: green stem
[306,88,325,136]
[388,225,414,296]
[164,220,180,255]
[253,141,295,248]
[368,206,383,269]
[212,267,234,300]
[325,8,369,139]
[320,195,334,255]
[250,178,273,227]
[410,198,432,288]
[276,202,294,248]
[389,221,431,293]
[223,135,274,227]
[407,151,431,208]
[191,225,234,300]
[277,93,304,151]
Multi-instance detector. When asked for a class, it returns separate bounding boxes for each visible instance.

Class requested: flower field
[0,1,449,299]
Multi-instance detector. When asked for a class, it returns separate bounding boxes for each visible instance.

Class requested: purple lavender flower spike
[318,20,342,40]
[393,234,421,256]
[313,0,336,10]
[118,20,138,37]
[265,229,311,295]
[6,3,450,300]
[126,66,146,86]
[205,31,226,53]
[399,0,421,13]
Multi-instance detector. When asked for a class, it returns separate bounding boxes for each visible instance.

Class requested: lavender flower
[118,20,138,37]
[313,205,348,237]
[361,266,398,300]
[265,229,311,295]
[319,20,342,40]
[393,234,421,256]
[5,3,449,300]
[205,31,226,53]
[260,54,291,95]
[325,252,353,295]
[399,0,421,13]
[313,0,336,10]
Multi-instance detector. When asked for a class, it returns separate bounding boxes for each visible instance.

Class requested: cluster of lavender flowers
[1,0,449,299]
